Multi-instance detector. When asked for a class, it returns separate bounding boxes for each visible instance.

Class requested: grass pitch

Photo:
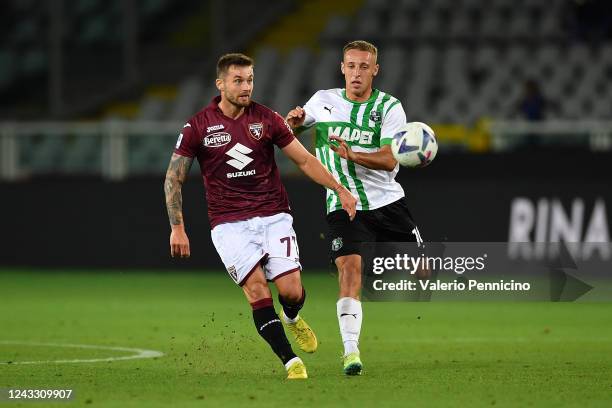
[1,269,611,407]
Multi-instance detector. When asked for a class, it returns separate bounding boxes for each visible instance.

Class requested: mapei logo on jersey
[328,126,374,145]
[225,142,256,178]
[203,132,232,148]
[206,124,224,133]
[248,123,264,140]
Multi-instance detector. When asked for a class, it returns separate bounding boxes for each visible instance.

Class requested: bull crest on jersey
[248,123,264,140]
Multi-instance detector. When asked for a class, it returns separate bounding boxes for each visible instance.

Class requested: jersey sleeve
[380,102,407,146]
[296,92,320,133]
[271,112,296,148]
[174,121,200,157]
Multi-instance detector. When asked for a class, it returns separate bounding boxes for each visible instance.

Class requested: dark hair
[216,53,254,78]
[343,40,378,59]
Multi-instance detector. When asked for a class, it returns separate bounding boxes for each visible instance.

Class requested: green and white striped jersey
[299,88,406,213]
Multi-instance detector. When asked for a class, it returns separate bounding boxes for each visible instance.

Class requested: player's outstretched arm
[164,153,193,257]
[282,139,357,220]
[329,135,397,171]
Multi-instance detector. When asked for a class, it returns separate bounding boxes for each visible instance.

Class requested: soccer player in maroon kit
[164,53,357,379]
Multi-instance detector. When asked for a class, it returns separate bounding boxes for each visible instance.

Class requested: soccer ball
[390,122,438,168]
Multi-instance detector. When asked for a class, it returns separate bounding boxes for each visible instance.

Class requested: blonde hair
[342,40,378,60]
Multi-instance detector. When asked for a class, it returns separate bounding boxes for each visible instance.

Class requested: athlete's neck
[345,87,373,103]
[218,98,246,119]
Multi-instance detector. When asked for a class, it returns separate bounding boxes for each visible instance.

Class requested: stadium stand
[0,0,175,93]
[1,0,611,179]
[99,0,612,124]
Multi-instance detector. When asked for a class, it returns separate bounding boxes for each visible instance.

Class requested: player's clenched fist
[335,184,358,221]
[285,106,305,129]
[170,227,190,258]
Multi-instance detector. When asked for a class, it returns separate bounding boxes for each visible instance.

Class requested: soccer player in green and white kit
[285,40,423,375]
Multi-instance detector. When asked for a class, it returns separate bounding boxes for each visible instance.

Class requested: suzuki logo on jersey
[204,132,232,148]
[225,142,254,171]
[328,127,374,145]
[248,123,264,140]
[227,169,256,178]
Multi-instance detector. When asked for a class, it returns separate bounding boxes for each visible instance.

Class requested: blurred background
[0,0,610,270]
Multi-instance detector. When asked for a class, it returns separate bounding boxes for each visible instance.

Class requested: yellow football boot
[286,357,308,379]
[281,312,318,353]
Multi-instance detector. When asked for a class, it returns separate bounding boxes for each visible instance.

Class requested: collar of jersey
[341,88,379,104]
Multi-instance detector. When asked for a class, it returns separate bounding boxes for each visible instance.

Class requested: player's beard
[227,92,251,108]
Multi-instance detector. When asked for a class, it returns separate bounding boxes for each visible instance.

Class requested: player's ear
[215,78,223,92]
[373,64,379,77]
[340,62,345,75]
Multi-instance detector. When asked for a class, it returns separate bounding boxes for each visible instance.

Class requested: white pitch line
[0,341,164,365]
[375,337,612,343]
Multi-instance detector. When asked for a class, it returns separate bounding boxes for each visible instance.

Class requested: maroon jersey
[174,96,296,228]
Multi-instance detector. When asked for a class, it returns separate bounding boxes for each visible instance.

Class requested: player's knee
[279,286,303,304]
[274,270,303,303]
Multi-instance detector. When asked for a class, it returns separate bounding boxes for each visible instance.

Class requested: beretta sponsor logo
[204,132,231,147]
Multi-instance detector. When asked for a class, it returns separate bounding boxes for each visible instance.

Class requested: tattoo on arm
[164,153,194,226]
